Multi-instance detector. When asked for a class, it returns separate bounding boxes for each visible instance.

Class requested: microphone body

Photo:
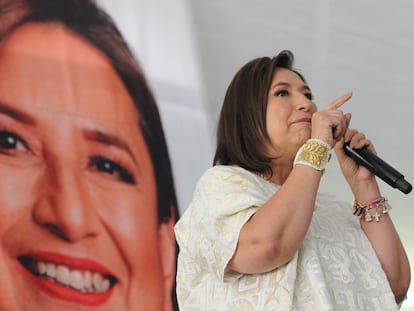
[343,143,412,194]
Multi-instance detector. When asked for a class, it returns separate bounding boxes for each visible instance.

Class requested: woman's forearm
[361,215,411,303]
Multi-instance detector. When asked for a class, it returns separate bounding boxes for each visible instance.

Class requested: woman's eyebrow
[270,82,290,92]
[270,82,311,93]
[0,101,36,125]
[302,85,311,92]
[83,128,137,164]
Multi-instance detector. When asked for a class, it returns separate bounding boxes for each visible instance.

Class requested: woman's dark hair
[213,50,307,178]
[0,0,178,225]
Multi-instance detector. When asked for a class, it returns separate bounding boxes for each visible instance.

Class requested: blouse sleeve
[175,166,275,282]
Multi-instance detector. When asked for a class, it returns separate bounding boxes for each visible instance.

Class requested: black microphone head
[395,178,412,194]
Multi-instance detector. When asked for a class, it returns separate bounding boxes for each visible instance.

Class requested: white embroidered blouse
[175,165,398,310]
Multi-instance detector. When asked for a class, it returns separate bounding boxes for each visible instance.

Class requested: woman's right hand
[311,92,352,147]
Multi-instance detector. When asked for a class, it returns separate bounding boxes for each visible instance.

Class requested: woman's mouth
[17,254,118,306]
[291,117,312,125]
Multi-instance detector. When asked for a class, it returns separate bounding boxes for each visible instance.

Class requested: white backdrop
[100,1,414,309]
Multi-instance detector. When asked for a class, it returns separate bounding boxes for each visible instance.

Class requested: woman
[0,0,178,310]
[175,50,410,310]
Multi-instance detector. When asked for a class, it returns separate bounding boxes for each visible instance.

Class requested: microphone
[343,142,412,194]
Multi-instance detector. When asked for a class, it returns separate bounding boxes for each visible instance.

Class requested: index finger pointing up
[322,92,353,111]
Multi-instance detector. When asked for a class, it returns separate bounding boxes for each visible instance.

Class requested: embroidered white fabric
[175,165,399,311]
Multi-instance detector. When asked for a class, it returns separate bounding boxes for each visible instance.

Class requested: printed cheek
[94,160,158,240]
[95,191,159,288]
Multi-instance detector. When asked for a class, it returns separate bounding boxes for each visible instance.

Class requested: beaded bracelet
[353,196,392,222]
[293,138,331,171]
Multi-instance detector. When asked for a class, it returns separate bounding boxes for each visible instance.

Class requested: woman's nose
[32,162,100,242]
[296,96,315,112]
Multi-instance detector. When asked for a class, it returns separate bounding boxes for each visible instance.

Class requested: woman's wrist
[353,196,392,222]
[351,178,381,204]
[293,138,331,171]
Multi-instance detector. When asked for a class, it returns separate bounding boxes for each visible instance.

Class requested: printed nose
[32,164,100,242]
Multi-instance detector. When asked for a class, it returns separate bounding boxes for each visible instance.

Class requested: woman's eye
[275,90,289,97]
[305,93,314,100]
[89,156,136,184]
[0,130,28,153]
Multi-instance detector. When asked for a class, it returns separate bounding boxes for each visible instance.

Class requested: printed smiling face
[0,22,175,310]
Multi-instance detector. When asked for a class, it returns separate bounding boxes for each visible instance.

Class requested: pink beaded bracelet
[352,197,392,222]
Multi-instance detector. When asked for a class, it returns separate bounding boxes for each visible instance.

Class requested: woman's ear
[158,207,177,310]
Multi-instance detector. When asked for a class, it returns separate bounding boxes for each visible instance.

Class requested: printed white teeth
[101,279,110,292]
[70,270,84,291]
[84,271,92,291]
[93,273,103,292]
[36,261,112,293]
[93,273,111,293]
[46,263,56,278]
[38,262,46,274]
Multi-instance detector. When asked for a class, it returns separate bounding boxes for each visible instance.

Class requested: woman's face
[265,67,317,161]
[0,23,175,310]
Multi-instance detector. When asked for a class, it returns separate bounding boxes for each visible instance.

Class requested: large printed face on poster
[0,2,177,310]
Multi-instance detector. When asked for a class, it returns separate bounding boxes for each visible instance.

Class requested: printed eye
[0,130,28,154]
[89,155,136,184]
[275,90,289,97]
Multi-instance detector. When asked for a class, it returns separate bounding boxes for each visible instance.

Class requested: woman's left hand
[334,129,379,195]
[335,129,411,304]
